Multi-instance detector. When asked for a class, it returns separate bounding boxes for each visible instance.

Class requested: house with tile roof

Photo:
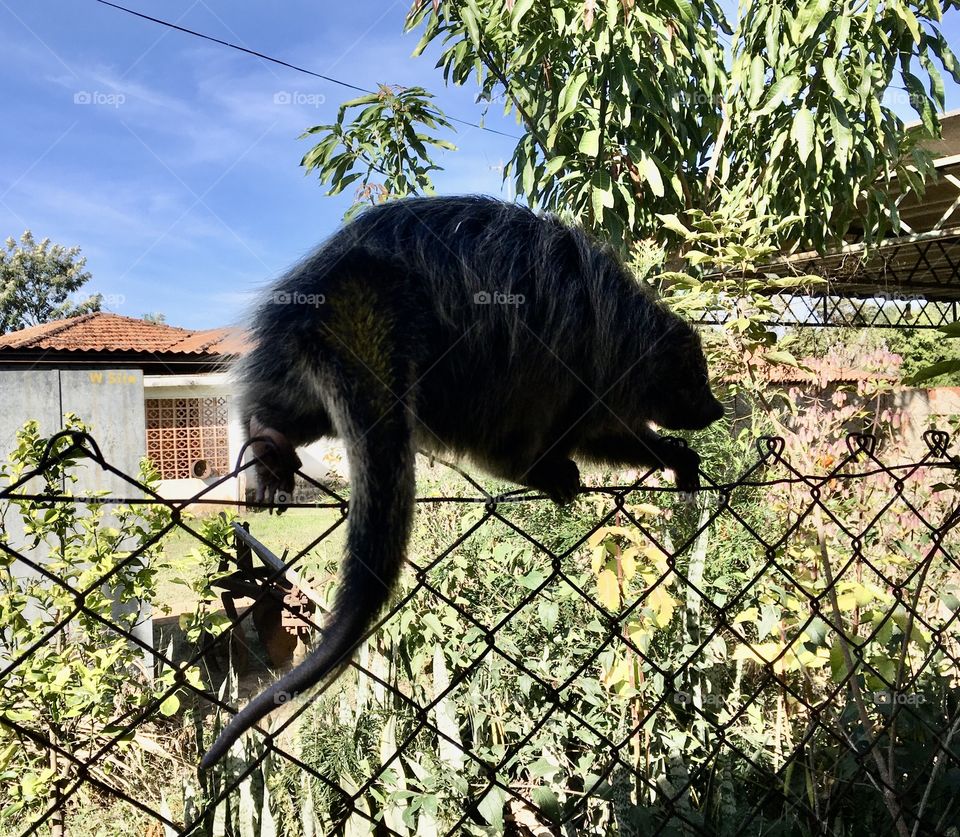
[0,312,254,503]
[0,311,345,503]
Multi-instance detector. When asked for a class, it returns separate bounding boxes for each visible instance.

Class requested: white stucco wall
[144,373,348,503]
[144,373,243,503]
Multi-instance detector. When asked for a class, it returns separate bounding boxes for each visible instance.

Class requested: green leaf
[822,57,847,97]
[792,107,815,164]
[522,156,535,196]
[921,53,946,110]
[460,5,481,47]
[543,156,566,178]
[941,591,960,612]
[934,32,960,84]
[641,155,665,198]
[685,250,714,266]
[765,350,799,367]
[591,184,606,221]
[578,129,600,156]
[422,612,444,637]
[830,638,848,682]
[905,359,960,385]
[831,109,853,164]
[531,787,563,824]
[795,0,830,42]
[758,75,801,115]
[670,0,696,25]
[748,56,766,107]
[657,213,692,237]
[510,0,536,31]
[477,785,505,829]
[340,93,381,109]
[159,694,180,716]
[559,72,589,119]
[891,2,921,43]
[538,599,559,631]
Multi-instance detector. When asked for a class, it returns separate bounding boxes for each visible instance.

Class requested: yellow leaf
[835,592,858,610]
[648,586,677,628]
[621,547,637,581]
[732,641,783,665]
[856,584,883,606]
[615,525,644,543]
[629,503,661,517]
[601,657,630,690]
[588,526,635,548]
[625,617,649,647]
[642,544,668,571]
[796,647,830,668]
[597,569,620,610]
[591,547,606,574]
[587,529,610,549]
[732,607,759,624]
[159,694,181,716]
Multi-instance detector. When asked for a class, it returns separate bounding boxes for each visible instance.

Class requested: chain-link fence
[3,427,960,836]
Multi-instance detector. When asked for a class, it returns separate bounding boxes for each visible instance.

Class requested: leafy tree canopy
[0,231,101,335]
[303,0,960,256]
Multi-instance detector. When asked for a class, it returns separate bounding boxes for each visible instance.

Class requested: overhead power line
[92,0,521,140]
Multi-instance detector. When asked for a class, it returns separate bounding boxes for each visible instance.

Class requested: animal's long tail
[200,374,416,768]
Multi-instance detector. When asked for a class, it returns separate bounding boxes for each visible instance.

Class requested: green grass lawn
[154,507,347,615]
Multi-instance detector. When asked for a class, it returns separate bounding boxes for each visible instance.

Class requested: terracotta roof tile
[0,312,246,357]
[168,326,252,355]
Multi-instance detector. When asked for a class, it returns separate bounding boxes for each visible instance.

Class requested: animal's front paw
[527,457,581,505]
[662,440,701,493]
[249,419,301,511]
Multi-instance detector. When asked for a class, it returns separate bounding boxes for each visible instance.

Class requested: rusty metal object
[205,518,321,671]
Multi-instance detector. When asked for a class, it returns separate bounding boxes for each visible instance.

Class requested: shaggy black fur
[200,195,723,767]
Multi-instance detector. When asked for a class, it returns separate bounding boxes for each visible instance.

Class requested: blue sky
[1,1,959,330]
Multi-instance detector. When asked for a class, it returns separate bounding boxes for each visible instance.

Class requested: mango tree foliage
[300,84,455,217]
[304,0,959,255]
[407,0,730,250]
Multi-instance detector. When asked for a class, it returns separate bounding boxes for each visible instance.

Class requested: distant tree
[0,232,102,334]
[142,312,167,325]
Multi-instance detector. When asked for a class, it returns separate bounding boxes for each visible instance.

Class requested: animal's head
[647,318,724,431]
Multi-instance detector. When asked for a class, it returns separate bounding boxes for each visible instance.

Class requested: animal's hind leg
[247,407,336,505]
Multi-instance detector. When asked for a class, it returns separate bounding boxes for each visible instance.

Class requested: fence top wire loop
[924,428,952,457]
[756,434,787,463]
[846,431,879,458]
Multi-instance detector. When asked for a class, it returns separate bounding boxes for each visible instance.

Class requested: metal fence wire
[3,428,960,837]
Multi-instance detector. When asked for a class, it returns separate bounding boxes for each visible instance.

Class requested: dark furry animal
[200,195,723,767]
